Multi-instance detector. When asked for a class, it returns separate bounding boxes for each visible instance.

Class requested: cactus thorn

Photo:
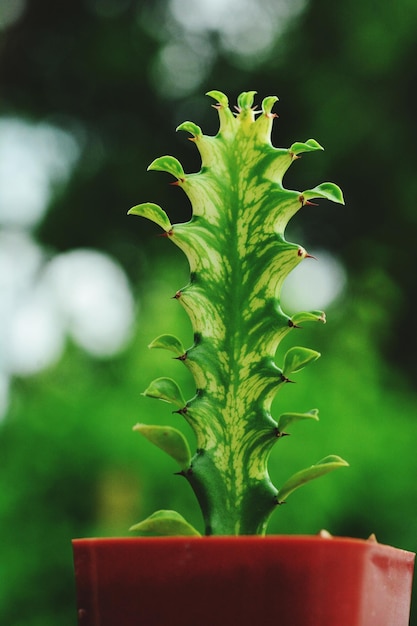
[158,229,173,238]
[299,195,318,207]
[173,406,188,416]
[276,430,291,438]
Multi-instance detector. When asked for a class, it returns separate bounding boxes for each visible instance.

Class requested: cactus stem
[132,91,346,536]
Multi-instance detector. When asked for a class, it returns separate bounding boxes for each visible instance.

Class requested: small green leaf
[148,334,186,357]
[143,377,186,408]
[277,409,319,434]
[282,346,320,376]
[303,182,345,205]
[148,156,185,180]
[128,202,172,232]
[206,90,229,107]
[134,424,191,470]
[262,95,279,115]
[291,310,326,326]
[278,455,349,503]
[176,121,203,138]
[289,138,324,155]
[237,90,257,110]
[130,510,201,536]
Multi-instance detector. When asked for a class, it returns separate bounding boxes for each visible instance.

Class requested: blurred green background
[1,0,417,623]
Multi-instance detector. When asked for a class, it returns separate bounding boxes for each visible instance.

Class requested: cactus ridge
[130,91,347,536]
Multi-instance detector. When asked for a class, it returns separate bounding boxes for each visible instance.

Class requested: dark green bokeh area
[1,0,417,624]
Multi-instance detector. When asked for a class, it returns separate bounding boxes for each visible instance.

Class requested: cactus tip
[206,90,229,108]
[261,95,279,117]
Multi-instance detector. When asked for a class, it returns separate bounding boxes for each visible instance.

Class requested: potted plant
[72,90,415,626]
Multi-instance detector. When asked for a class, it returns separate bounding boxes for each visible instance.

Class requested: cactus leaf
[148,334,186,357]
[176,121,203,138]
[303,182,345,205]
[206,90,229,107]
[278,455,349,503]
[291,310,326,326]
[128,202,172,232]
[289,138,324,155]
[148,155,185,181]
[130,510,201,536]
[261,95,279,115]
[277,409,319,434]
[133,423,191,470]
[143,377,186,408]
[237,90,257,110]
[282,346,321,376]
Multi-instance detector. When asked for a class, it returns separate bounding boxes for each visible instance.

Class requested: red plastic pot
[73,535,414,626]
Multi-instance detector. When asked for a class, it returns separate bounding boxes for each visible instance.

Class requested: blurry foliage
[1,0,417,624]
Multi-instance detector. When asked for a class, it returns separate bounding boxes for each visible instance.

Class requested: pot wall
[72,535,414,626]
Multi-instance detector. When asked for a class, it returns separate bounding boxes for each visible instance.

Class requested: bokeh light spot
[281,250,347,313]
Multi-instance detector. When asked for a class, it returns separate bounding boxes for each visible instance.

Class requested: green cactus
[129,90,348,537]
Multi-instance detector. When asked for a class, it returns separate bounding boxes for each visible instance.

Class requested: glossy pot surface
[73,535,414,626]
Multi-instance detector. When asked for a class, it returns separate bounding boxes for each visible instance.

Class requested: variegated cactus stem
[129,90,348,537]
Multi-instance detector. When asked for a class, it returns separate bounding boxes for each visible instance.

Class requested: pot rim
[72,533,415,558]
